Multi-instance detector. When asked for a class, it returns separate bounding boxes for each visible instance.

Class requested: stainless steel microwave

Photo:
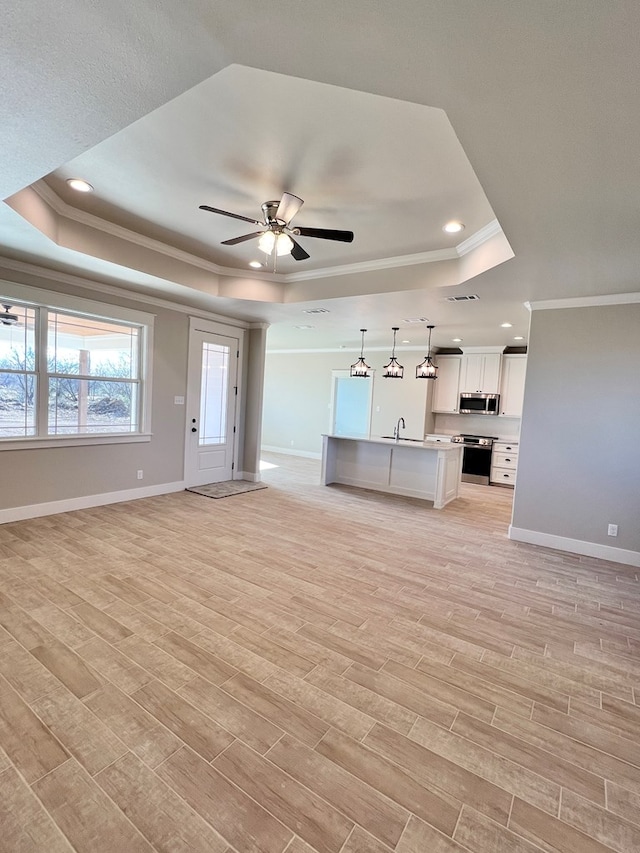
[459,393,500,415]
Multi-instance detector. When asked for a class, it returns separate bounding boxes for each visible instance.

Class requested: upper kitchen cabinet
[431,355,462,413]
[459,353,502,394]
[499,354,527,417]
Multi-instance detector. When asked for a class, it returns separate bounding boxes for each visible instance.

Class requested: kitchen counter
[321,435,463,509]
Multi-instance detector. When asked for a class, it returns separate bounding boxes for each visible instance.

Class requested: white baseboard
[0,481,186,525]
[261,445,322,460]
[509,526,640,568]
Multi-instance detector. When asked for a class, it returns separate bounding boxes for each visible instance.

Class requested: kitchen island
[321,435,463,509]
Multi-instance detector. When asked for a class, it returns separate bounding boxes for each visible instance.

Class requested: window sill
[0,433,153,451]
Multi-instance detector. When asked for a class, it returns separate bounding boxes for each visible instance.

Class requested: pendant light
[416,324,438,379]
[350,329,372,377]
[382,327,404,378]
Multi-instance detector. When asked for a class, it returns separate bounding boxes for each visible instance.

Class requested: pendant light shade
[350,329,372,377]
[416,324,438,379]
[382,327,404,378]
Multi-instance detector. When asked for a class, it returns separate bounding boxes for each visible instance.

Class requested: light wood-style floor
[1,453,640,853]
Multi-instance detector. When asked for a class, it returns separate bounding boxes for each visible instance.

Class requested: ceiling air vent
[445,294,480,302]
[402,317,429,324]
[302,308,330,314]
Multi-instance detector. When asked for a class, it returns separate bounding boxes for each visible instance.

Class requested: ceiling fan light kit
[199,191,354,263]
[350,329,372,378]
[416,324,438,379]
[382,327,404,378]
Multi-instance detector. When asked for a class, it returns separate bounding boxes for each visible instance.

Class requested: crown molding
[32,181,279,282]
[266,345,428,354]
[456,219,502,255]
[527,292,640,311]
[31,181,502,285]
[0,256,251,328]
[282,247,459,282]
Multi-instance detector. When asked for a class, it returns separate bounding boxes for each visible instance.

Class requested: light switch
[174,396,185,405]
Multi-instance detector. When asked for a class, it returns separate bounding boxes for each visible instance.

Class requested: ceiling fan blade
[221,231,265,245]
[290,239,311,261]
[295,227,354,243]
[199,205,261,225]
[276,192,304,225]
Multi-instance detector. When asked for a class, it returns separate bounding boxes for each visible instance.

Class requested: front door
[185,330,239,486]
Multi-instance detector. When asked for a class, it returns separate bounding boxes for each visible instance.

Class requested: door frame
[184,317,245,486]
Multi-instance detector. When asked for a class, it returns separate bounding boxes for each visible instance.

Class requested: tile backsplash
[433,414,520,441]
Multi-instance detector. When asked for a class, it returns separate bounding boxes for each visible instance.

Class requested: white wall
[262,349,436,456]
[511,302,640,564]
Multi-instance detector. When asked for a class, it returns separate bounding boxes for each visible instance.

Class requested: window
[0,289,153,446]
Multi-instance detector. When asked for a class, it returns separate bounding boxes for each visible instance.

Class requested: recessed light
[501,322,513,328]
[452,338,463,342]
[66,178,94,193]
[514,336,524,341]
[249,260,263,269]
[443,221,465,234]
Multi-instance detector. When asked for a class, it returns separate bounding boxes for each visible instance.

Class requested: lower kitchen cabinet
[491,440,518,487]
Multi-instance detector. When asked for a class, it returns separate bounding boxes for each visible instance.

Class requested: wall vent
[302,308,330,314]
[445,294,480,302]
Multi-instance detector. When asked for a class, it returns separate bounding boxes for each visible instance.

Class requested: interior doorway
[330,370,373,438]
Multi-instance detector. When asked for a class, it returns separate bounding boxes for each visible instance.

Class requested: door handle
[191,427,197,433]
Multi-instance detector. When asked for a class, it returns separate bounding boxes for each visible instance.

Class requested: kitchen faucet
[393,417,406,441]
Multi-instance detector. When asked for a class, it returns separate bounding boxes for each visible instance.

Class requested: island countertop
[326,435,463,451]
[321,434,462,509]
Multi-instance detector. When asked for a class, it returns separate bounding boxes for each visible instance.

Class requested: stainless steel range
[451,434,499,485]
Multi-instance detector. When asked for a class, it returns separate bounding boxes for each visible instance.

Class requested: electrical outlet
[607,523,618,537]
[137,470,143,480]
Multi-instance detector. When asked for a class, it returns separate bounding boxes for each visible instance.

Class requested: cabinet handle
[503,473,510,478]
[505,458,511,462]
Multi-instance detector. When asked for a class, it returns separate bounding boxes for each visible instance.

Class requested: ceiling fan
[199,192,354,261]
[1,305,19,326]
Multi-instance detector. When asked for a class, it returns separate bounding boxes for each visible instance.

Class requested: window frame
[0,281,154,450]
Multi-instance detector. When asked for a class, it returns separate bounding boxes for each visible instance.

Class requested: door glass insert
[199,342,229,445]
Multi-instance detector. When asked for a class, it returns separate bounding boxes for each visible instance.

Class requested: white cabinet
[491,440,519,487]
[431,356,462,413]
[459,353,502,394]
[499,355,527,417]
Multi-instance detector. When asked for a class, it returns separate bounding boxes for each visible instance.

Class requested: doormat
[186,480,267,499]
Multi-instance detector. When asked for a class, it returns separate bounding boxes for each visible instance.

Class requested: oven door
[461,445,492,485]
